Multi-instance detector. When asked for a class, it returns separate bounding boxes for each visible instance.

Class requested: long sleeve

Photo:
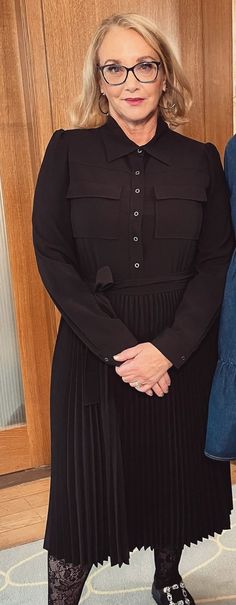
[224,135,236,232]
[152,143,235,369]
[32,129,138,365]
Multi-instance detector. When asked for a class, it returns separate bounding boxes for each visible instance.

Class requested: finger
[116,366,139,379]
[113,346,141,362]
[154,369,172,386]
[158,375,170,394]
[166,372,171,386]
[163,371,171,386]
[132,383,154,396]
[152,383,165,397]
[133,382,153,393]
[156,370,171,387]
[116,366,146,381]
[123,376,146,385]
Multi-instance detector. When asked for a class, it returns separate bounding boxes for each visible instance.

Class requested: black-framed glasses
[97,61,162,85]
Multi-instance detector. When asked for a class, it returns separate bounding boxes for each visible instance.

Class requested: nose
[124,69,140,90]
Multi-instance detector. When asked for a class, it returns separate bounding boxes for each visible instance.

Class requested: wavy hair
[69,13,192,129]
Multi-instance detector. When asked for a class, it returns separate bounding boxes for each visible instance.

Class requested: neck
[109,111,158,145]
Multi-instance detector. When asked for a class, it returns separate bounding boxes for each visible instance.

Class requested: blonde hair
[69,13,192,129]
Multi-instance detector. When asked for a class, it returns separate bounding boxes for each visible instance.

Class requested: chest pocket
[66,181,122,239]
[154,184,207,239]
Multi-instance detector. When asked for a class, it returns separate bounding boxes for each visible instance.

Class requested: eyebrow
[104,56,158,65]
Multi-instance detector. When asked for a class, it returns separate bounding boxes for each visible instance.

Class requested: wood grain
[0,478,49,548]
[0,0,234,475]
[0,470,235,550]
[0,520,46,550]
[202,0,233,154]
[0,0,55,474]
[0,427,30,475]
[0,477,50,502]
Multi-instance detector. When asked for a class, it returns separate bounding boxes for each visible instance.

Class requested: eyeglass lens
[102,62,159,84]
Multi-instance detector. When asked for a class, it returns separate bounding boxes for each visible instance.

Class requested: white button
[104,357,109,362]
[137,148,143,154]
[134,262,140,268]
[133,236,139,242]
[135,170,140,175]
[135,188,141,194]
[133,210,139,216]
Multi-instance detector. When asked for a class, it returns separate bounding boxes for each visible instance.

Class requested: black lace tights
[48,554,91,604]
[154,546,183,589]
[47,546,183,603]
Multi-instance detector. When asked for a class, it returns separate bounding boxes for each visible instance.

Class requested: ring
[134,382,142,389]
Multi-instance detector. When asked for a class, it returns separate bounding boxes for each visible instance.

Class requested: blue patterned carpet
[0,486,235,604]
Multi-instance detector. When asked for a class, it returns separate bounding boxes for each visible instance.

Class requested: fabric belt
[87,265,194,295]
[82,265,193,406]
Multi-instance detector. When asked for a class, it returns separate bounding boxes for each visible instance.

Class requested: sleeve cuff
[152,328,189,368]
[99,320,138,366]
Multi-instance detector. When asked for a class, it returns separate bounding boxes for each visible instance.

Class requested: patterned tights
[48,554,91,604]
[47,546,183,603]
[154,546,183,589]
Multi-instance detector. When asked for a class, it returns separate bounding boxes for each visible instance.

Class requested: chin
[114,106,155,124]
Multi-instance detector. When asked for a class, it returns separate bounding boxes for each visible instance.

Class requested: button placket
[129,151,144,272]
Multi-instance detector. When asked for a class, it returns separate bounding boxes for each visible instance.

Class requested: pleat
[107,288,232,551]
[44,287,233,567]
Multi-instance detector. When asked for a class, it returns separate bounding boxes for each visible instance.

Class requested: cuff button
[180,355,186,361]
[104,357,109,362]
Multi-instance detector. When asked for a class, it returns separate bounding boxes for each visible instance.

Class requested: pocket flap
[154,184,207,202]
[66,181,122,199]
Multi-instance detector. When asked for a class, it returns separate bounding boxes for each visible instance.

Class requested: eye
[105,64,124,74]
[137,62,155,72]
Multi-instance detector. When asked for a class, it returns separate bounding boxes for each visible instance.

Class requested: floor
[0,490,236,604]
[0,477,49,550]
[0,465,235,551]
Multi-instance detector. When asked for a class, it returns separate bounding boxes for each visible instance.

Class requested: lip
[124,98,145,105]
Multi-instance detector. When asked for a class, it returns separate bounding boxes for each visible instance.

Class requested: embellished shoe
[152,580,195,605]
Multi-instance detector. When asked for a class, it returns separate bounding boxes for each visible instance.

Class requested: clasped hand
[113,342,173,397]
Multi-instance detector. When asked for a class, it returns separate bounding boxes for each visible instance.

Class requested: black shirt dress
[32,115,234,567]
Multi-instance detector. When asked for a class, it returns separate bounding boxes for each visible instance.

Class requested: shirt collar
[101,114,171,165]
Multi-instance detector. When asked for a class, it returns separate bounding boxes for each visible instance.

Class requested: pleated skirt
[44,284,233,566]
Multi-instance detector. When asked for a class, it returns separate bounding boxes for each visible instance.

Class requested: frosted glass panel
[0,181,25,428]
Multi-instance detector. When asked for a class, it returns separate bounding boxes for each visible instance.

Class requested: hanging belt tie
[94,265,114,292]
[88,265,195,295]
[82,266,115,406]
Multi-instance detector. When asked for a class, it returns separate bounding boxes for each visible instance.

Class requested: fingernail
[113,355,120,359]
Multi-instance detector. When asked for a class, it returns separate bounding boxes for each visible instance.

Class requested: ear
[162,80,167,92]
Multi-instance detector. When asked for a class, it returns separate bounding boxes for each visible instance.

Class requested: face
[97,26,166,125]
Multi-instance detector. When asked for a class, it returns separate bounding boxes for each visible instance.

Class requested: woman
[205,134,236,461]
[32,13,234,605]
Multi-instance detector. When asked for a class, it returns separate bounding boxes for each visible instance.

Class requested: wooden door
[0,0,233,475]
